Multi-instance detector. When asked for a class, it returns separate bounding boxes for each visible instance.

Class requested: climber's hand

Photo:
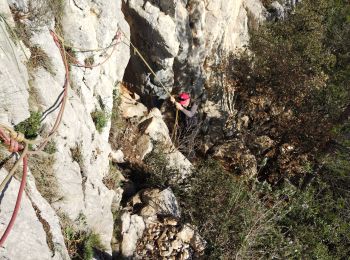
[175,102,183,110]
[170,96,175,103]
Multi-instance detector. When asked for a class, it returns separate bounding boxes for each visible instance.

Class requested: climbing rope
[49,29,122,69]
[171,109,179,142]
[0,28,71,246]
[118,28,172,97]
[54,30,121,53]
[117,28,181,141]
[0,146,28,247]
[0,25,125,245]
[40,89,65,123]
[0,24,181,245]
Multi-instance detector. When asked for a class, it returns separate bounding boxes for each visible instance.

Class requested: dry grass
[172,120,203,160]
[70,143,84,167]
[102,162,123,190]
[29,152,62,203]
[27,45,54,74]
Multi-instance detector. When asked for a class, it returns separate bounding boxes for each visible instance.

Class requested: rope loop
[10,131,25,143]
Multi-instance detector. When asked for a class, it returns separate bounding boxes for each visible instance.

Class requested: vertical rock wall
[123,0,266,99]
[0,0,130,257]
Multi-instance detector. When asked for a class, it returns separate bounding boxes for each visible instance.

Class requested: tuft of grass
[91,109,109,133]
[83,232,105,260]
[59,212,106,260]
[14,111,41,139]
[70,143,84,167]
[27,45,54,74]
[48,0,65,25]
[84,55,94,67]
[29,152,62,203]
[103,162,122,190]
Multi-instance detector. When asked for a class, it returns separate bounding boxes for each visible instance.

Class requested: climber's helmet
[178,92,191,107]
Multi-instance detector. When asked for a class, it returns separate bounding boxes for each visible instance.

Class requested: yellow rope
[118,28,171,97]
[118,28,181,140]
[171,109,179,143]
[0,25,177,197]
[0,14,29,61]
[0,143,28,193]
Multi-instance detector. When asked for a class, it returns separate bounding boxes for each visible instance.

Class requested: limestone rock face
[123,0,267,96]
[140,108,193,179]
[1,0,130,256]
[121,211,146,257]
[26,0,129,253]
[0,168,69,259]
[0,0,29,125]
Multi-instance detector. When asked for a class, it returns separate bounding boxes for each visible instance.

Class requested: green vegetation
[109,86,127,150]
[43,140,57,154]
[167,159,350,259]
[91,109,109,133]
[60,212,106,260]
[144,145,182,188]
[215,0,350,180]
[14,111,41,139]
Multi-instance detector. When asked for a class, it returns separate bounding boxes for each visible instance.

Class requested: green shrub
[60,212,106,260]
[91,109,108,133]
[174,158,350,259]
[43,140,57,154]
[176,160,292,259]
[278,177,350,259]
[14,111,41,139]
[144,145,182,188]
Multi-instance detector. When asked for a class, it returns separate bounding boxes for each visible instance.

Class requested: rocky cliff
[0,0,268,258]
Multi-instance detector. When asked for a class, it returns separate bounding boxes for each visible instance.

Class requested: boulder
[270,1,286,20]
[121,212,146,257]
[110,149,125,163]
[138,108,192,179]
[141,188,181,219]
[120,84,148,119]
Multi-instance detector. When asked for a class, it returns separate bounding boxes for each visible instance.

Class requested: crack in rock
[28,197,55,256]
[72,0,84,12]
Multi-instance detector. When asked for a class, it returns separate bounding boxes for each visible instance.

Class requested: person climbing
[170,92,198,118]
[167,91,201,158]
